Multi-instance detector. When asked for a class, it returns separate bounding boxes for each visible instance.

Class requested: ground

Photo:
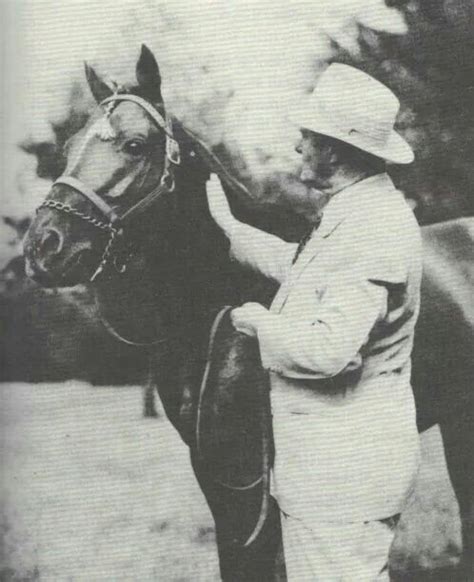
[0,383,462,581]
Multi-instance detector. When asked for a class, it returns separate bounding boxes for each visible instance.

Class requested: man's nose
[295,140,303,155]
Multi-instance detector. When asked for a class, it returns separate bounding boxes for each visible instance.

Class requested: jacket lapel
[290,215,344,276]
[272,216,346,312]
[271,174,395,312]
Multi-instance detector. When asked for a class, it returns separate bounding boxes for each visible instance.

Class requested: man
[206,64,422,581]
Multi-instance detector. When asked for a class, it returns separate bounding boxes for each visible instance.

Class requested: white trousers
[281,512,397,581]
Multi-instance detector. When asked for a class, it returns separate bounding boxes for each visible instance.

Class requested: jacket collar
[283,173,397,292]
[317,172,397,239]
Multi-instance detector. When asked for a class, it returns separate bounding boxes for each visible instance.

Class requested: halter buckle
[166,136,181,165]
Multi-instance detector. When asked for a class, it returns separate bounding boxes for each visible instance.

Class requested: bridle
[37,93,181,282]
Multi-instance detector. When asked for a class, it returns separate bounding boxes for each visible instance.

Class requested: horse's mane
[174,123,251,198]
[171,120,307,242]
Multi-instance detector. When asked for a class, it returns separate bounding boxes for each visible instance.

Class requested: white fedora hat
[290,63,414,164]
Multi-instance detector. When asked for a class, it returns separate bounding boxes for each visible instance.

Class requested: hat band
[317,100,393,146]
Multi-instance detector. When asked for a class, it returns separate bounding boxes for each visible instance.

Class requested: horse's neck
[146,173,240,320]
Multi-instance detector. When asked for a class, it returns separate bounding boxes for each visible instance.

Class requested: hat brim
[289,108,414,165]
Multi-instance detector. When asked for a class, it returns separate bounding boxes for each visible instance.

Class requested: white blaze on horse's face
[65,101,167,202]
[23,99,169,287]
[24,45,169,287]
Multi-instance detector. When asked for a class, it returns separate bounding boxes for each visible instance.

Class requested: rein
[38,93,181,282]
[196,306,272,548]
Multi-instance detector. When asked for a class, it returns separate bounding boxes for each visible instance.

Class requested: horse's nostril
[40,228,63,256]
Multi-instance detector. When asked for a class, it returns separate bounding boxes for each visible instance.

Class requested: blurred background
[0,1,473,579]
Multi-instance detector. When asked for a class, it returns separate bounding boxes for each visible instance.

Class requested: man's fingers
[207,175,231,214]
[230,308,240,325]
[207,173,222,187]
[206,174,236,234]
[207,174,226,198]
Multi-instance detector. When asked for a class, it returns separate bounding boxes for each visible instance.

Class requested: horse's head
[24,45,180,287]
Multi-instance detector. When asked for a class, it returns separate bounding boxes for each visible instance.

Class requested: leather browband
[100,94,173,137]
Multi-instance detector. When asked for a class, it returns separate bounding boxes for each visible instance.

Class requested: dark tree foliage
[334,0,474,224]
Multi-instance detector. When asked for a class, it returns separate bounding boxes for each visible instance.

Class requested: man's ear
[136,44,162,103]
[319,137,342,170]
[84,62,114,103]
[328,146,340,166]
[315,138,339,180]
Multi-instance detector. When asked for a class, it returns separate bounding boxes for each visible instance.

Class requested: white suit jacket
[230,173,422,523]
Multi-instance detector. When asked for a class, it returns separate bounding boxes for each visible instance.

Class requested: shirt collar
[317,173,397,238]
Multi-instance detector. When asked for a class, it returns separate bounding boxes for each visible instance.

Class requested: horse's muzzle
[24,241,94,288]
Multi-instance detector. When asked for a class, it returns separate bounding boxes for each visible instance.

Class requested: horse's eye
[123,140,146,156]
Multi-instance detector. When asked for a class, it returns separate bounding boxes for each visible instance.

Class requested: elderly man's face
[295,130,335,192]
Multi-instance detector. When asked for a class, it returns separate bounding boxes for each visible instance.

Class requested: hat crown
[290,63,414,164]
[312,64,399,144]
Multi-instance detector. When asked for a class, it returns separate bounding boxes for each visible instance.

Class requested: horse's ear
[136,44,162,102]
[84,62,114,103]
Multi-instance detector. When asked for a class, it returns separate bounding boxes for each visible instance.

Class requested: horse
[23,46,473,580]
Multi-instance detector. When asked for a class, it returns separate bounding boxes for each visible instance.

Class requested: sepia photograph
[1,1,473,580]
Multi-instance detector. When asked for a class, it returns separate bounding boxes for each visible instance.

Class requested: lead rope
[196,306,272,547]
[244,369,272,547]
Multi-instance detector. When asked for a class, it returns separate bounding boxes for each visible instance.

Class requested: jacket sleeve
[229,222,297,284]
[256,259,402,379]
